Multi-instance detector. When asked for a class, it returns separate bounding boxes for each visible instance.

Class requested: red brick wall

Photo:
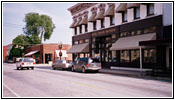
[26,44,72,63]
[3,46,8,61]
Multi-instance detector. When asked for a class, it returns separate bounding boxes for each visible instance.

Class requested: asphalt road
[3,63,172,98]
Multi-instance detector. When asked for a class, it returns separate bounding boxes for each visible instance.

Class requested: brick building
[68,3,172,74]
[3,44,13,61]
[26,44,72,64]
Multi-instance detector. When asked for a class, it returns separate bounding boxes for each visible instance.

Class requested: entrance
[94,35,112,68]
[45,54,52,64]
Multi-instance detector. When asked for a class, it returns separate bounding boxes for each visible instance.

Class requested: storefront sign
[91,28,116,37]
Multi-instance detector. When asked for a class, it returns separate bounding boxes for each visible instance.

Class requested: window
[143,49,157,63]
[101,19,105,28]
[85,24,88,32]
[143,27,156,34]
[122,11,127,22]
[147,3,154,16]
[120,50,129,62]
[112,51,117,62]
[131,50,140,63]
[79,40,84,44]
[74,28,77,35]
[74,41,78,45]
[79,25,82,34]
[134,7,140,19]
[110,16,115,26]
[93,21,96,30]
[85,39,89,43]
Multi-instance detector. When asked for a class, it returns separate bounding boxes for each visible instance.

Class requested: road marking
[74,81,104,90]
[3,84,20,97]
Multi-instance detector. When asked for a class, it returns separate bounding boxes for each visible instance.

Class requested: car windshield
[89,58,100,63]
[24,58,34,62]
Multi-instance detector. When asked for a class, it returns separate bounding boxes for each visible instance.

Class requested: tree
[23,13,55,43]
[9,35,29,58]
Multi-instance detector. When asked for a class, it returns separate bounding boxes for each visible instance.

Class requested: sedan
[16,58,35,70]
[52,60,72,70]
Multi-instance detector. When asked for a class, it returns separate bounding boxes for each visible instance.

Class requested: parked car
[71,57,101,73]
[16,58,35,70]
[52,60,72,70]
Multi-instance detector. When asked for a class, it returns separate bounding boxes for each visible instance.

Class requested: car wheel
[31,67,34,70]
[71,66,75,72]
[27,67,29,70]
[82,67,86,73]
[53,67,56,70]
[17,67,19,70]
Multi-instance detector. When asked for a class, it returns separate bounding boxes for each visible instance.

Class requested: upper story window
[122,11,127,22]
[101,19,105,28]
[74,28,77,35]
[79,25,82,34]
[134,7,140,19]
[147,3,154,16]
[85,24,88,32]
[110,16,115,26]
[93,21,97,30]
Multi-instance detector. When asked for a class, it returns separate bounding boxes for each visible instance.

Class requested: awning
[116,3,127,13]
[55,50,68,57]
[104,6,114,17]
[110,33,156,50]
[69,20,77,28]
[95,10,105,20]
[88,13,96,22]
[127,3,140,9]
[24,50,39,56]
[67,43,89,53]
[74,18,82,26]
[79,16,88,25]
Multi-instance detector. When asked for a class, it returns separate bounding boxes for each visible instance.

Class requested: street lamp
[58,42,62,60]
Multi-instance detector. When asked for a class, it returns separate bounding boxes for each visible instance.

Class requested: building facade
[26,44,72,64]
[3,44,13,61]
[68,3,172,73]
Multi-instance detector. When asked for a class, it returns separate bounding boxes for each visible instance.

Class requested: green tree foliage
[9,35,29,58]
[23,13,55,43]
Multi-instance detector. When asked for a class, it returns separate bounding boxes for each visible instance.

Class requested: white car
[16,58,35,70]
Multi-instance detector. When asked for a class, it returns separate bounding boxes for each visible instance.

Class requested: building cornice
[68,3,97,16]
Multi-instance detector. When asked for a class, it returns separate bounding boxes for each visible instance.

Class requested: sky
[3,3,76,46]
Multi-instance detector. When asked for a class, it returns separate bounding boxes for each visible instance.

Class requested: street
[3,63,172,98]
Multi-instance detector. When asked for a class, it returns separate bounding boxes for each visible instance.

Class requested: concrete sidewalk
[99,69,172,82]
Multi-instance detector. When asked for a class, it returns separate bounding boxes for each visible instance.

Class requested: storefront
[25,44,72,64]
[69,15,171,71]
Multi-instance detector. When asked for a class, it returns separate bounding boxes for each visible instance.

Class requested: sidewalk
[99,69,172,82]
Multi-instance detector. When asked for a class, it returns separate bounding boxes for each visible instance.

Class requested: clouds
[3,3,75,45]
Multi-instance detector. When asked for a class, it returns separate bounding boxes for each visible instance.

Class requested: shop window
[112,51,117,62]
[120,32,130,37]
[74,41,78,45]
[110,16,115,26]
[85,24,88,32]
[79,25,82,34]
[85,39,89,43]
[134,7,140,19]
[147,3,154,16]
[131,50,140,63]
[74,28,77,35]
[93,21,97,30]
[79,40,84,44]
[143,27,156,34]
[122,11,127,22]
[131,31,136,36]
[92,50,100,58]
[143,49,157,63]
[101,19,105,28]
[92,38,96,42]
[120,50,129,62]
[79,54,84,58]
[136,30,142,35]
[112,34,116,39]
